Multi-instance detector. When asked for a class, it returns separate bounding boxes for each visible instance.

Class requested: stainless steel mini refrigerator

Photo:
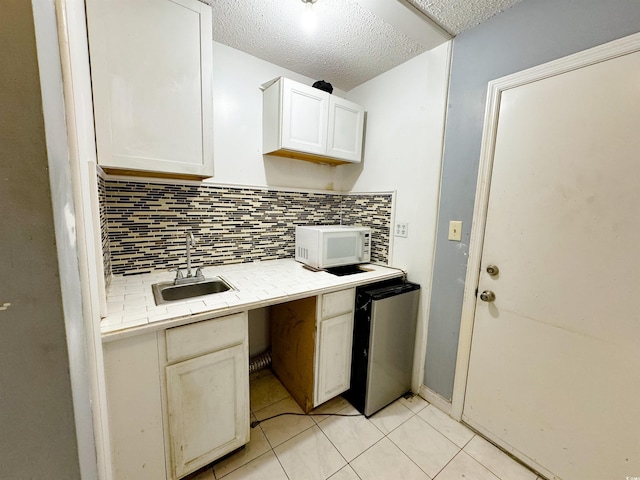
[345,280,420,417]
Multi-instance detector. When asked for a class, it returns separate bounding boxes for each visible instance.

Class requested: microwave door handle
[357,232,364,261]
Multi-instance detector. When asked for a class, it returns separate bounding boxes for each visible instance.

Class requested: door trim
[451,31,640,421]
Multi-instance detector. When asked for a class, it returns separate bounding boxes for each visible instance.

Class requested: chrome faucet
[173,232,204,285]
[186,232,195,278]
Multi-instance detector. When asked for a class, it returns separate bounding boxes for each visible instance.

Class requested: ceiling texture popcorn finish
[212,0,523,91]
[406,0,524,35]
[213,0,426,91]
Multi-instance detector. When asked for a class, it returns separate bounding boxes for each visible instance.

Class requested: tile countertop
[101,258,405,342]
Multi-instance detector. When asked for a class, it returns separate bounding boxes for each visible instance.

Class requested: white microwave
[295,225,371,269]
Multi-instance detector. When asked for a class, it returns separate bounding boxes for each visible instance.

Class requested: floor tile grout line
[271,443,293,480]
[431,449,463,480]
[313,410,355,469]
[250,373,448,479]
[249,372,536,480]
[460,432,476,449]
[344,463,364,480]
[408,413,469,479]
[458,438,523,480]
[383,422,447,480]
[271,422,347,480]
[369,405,416,437]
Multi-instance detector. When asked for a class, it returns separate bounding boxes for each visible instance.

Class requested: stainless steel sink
[152,277,233,305]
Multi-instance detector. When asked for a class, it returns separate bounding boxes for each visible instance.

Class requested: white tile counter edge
[101,259,404,342]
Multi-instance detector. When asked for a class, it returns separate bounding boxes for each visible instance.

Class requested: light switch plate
[395,222,408,238]
[448,220,462,241]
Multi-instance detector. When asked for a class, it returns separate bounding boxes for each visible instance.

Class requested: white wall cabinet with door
[262,77,365,164]
[271,288,356,411]
[85,0,213,178]
[103,311,249,480]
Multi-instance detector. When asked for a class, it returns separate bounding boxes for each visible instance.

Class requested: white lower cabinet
[104,332,167,480]
[315,289,355,406]
[271,288,355,412]
[166,344,248,478]
[103,311,249,480]
[315,312,354,406]
[165,312,249,479]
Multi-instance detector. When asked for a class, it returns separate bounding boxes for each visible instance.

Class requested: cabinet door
[86,0,213,177]
[281,78,329,155]
[315,312,355,406]
[327,96,364,163]
[166,345,249,479]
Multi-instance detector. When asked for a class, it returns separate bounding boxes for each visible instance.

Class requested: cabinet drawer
[321,289,355,319]
[166,312,247,364]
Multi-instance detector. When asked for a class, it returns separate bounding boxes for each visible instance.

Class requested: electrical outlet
[448,220,462,241]
[395,222,408,238]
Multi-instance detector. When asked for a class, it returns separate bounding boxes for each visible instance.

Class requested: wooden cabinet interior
[269,289,355,413]
[270,297,317,413]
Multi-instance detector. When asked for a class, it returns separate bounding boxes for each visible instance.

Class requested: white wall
[210,42,452,391]
[211,42,347,191]
[339,42,452,389]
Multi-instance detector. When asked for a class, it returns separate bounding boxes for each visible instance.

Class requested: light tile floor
[185,370,544,480]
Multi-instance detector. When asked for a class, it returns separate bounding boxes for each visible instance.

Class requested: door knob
[486,265,499,276]
[479,290,496,302]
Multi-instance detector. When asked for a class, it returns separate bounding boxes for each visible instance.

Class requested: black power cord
[251,411,362,428]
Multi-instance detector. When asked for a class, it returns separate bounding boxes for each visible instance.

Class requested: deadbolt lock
[486,265,499,276]
[479,290,496,302]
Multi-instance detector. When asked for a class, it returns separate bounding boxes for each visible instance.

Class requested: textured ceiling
[406,0,523,35]
[212,0,523,91]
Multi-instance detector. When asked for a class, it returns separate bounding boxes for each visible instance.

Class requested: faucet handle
[170,268,184,279]
[195,267,204,279]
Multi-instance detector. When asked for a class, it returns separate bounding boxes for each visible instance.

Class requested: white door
[166,345,248,478]
[463,49,640,479]
[281,78,329,155]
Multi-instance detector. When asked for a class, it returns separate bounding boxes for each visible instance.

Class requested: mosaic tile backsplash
[101,179,392,276]
[97,174,112,284]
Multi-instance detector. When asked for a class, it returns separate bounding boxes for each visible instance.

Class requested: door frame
[450,31,640,421]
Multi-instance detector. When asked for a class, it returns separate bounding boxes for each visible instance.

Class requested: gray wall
[0,1,81,477]
[425,0,640,399]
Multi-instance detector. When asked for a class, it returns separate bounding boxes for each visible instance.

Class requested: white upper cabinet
[280,80,329,155]
[86,0,213,178]
[262,77,365,164]
[327,95,365,163]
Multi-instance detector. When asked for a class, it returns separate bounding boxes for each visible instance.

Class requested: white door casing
[454,32,640,480]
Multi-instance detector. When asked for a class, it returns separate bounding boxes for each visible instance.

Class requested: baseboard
[419,384,454,417]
